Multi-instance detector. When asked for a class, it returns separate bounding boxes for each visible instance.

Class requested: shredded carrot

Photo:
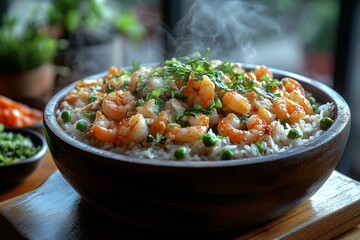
[0,95,43,127]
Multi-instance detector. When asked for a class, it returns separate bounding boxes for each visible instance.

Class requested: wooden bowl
[0,128,47,184]
[43,66,351,232]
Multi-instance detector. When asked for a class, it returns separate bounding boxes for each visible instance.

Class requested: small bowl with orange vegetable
[0,95,44,133]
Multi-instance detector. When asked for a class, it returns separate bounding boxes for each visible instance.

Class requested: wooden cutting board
[0,170,360,240]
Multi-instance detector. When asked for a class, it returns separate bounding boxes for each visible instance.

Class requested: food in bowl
[56,54,334,161]
[0,95,43,128]
[45,57,350,232]
[0,124,41,165]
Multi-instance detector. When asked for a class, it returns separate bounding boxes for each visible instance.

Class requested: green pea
[61,111,71,123]
[320,117,334,130]
[202,133,218,147]
[312,104,318,113]
[83,111,96,122]
[287,128,302,139]
[175,146,187,160]
[308,96,316,105]
[221,149,234,160]
[76,121,88,132]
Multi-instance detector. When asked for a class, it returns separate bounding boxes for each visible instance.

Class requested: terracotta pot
[0,64,55,101]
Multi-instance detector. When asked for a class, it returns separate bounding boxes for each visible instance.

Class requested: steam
[168,0,283,62]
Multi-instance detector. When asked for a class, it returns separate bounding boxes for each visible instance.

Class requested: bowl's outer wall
[44,67,351,231]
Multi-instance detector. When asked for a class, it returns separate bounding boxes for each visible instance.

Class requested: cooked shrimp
[128,67,152,93]
[271,97,288,121]
[164,99,186,115]
[244,91,273,110]
[117,113,149,144]
[0,96,43,127]
[217,113,268,144]
[222,91,252,115]
[150,110,170,136]
[76,79,101,88]
[106,66,121,80]
[282,78,305,95]
[108,74,130,90]
[64,89,91,106]
[102,90,136,121]
[91,111,118,143]
[254,65,273,80]
[182,75,215,108]
[289,90,313,114]
[271,97,306,124]
[208,109,220,127]
[166,114,209,142]
[258,107,276,124]
[129,71,140,93]
[82,98,103,111]
[244,72,261,86]
[137,99,158,118]
[147,77,165,91]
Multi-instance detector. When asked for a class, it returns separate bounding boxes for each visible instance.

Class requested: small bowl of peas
[0,124,47,184]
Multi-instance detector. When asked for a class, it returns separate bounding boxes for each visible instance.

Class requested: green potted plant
[44,0,145,90]
[0,16,58,101]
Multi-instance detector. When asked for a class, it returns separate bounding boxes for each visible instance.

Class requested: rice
[55,58,335,161]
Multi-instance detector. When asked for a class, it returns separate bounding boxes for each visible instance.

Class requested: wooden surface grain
[0,150,56,202]
[1,152,360,239]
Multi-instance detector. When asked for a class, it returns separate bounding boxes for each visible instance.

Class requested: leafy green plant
[0,16,58,74]
[47,0,113,35]
[46,0,145,42]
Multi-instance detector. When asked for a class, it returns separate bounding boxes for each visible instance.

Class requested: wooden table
[1,151,360,239]
[0,150,57,202]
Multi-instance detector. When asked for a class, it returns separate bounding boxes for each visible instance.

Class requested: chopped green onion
[202,133,218,147]
[287,129,302,139]
[320,117,334,130]
[221,149,234,160]
[146,135,154,142]
[281,119,291,128]
[214,98,222,109]
[61,111,71,123]
[106,84,115,93]
[136,98,145,106]
[255,141,264,154]
[175,146,187,160]
[88,96,97,103]
[76,121,88,132]
[0,130,40,165]
[194,103,202,110]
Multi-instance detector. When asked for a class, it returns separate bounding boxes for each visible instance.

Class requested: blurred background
[0,0,359,179]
